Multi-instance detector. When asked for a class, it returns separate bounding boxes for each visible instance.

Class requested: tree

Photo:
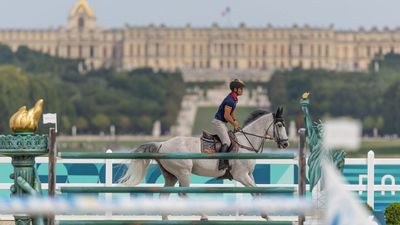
[75,117,89,132]
[0,46,186,134]
[91,114,111,132]
[382,81,400,135]
[61,116,72,134]
[116,115,131,133]
[0,44,15,64]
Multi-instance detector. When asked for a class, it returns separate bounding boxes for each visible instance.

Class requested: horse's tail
[118,143,161,186]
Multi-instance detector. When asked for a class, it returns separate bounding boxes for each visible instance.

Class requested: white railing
[345,150,400,208]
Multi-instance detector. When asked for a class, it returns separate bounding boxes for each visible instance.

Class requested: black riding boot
[218,144,229,170]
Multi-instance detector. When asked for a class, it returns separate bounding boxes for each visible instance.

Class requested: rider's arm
[224,105,238,129]
[232,109,237,122]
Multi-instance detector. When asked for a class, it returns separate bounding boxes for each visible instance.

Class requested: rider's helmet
[229,79,246,91]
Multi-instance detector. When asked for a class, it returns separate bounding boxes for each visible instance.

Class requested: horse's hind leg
[177,172,208,221]
[159,165,178,220]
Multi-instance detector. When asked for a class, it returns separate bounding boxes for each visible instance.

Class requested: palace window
[90,46,95,58]
[310,45,314,57]
[103,46,107,58]
[156,43,160,57]
[325,45,329,57]
[79,45,83,58]
[78,17,85,30]
[112,46,117,58]
[192,45,196,57]
[130,44,134,56]
[299,44,303,57]
[318,45,322,57]
[262,46,267,57]
[67,45,71,58]
[235,44,238,55]
[256,45,259,57]
[181,45,185,57]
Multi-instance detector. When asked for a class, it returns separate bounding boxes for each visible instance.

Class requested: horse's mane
[243,109,270,127]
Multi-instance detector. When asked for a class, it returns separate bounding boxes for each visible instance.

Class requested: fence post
[298,128,306,225]
[47,128,56,225]
[105,149,113,217]
[367,150,375,209]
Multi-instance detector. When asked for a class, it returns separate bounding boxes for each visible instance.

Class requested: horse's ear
[275,108,280,118]
[279,107,284,115]
[276,107,282,117]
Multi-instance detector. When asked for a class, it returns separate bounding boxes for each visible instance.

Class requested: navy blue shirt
[215,93,238,123]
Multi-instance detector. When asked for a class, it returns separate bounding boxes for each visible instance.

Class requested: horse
[119,107,289,220]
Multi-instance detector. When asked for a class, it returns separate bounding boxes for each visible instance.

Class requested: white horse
[120,107,289,220]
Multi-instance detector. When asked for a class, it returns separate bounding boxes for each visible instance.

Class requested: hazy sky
[0,0,399,30]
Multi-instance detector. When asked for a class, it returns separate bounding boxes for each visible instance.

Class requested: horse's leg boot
[218,144,229,170]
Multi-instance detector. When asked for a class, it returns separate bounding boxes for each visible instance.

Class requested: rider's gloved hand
[234,127,241,132]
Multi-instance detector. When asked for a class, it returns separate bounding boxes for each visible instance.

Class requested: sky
[0,0,399,30]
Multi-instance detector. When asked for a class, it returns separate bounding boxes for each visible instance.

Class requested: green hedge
[385,202,400,225]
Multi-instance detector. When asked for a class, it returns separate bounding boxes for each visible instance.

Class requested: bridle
[232,115,288,153]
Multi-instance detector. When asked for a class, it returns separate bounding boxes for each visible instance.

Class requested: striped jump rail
[58,152,297,159]
[58,220,294,225]
[60,186,296,194]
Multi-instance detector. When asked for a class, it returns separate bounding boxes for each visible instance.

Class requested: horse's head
[272,107,289,149]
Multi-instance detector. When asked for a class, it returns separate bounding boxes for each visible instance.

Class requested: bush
[385,202,400,225]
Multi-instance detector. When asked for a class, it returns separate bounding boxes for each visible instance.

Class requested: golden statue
[9,99,44,133]
[302,92,310,100]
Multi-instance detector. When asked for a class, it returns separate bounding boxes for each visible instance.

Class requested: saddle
[200,130,239,154]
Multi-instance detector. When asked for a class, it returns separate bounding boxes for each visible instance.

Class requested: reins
[232,118,279,153]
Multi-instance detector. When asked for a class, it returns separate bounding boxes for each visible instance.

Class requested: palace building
[0,0,398,72]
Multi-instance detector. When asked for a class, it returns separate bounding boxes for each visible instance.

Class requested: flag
[43,113,58,133]
[221,6,231,17]
[43,113,57,124]
[324,162,378,225]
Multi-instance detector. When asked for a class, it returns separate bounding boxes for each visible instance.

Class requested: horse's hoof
[200,217,209,221]
[261,214,270,220]
[162,216,169,220]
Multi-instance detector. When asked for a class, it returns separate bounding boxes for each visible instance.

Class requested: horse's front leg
[177,172,208,221]
[234,173,269,220]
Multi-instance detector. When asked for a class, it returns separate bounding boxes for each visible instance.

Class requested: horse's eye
[278,124,282,128]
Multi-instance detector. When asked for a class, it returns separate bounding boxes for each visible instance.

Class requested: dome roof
[70,0,95,17]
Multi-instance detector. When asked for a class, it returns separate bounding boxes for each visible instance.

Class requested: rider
[212,79,245,170]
